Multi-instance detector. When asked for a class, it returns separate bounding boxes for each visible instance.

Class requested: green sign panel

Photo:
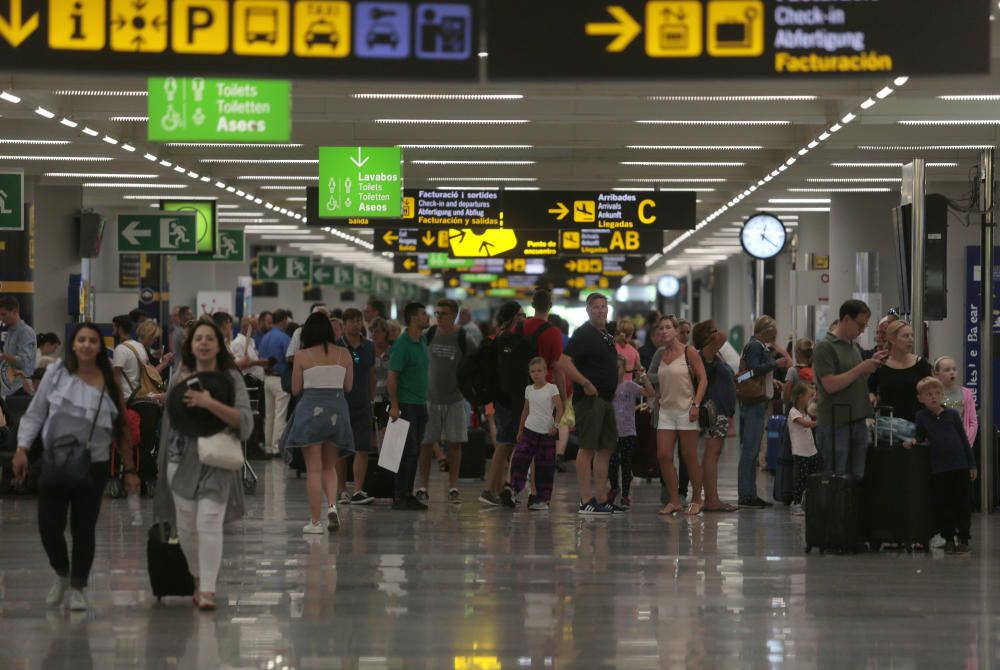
[427,252,473,269]
[0,172,23,231]
[256,254,312,281]
[357,270,373,292]
[461,273,499,283]
[319,147,402,219]
[177,230,246,262]
[148,77,291,142]
[335,265,355,288]
[375,276,393,297]
[117,213,198,254]
[311,264,335,286]
[160,200,217,254]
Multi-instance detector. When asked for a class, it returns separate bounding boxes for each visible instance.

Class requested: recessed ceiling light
[217,211,266,217]
[410,160,535,165]
[769,198,831,204]
[55,89,146,96]
[164,142,304,148]
[657,187,717,192]
[619,161,745,167]
[805,177,901,183]
[0,138,70,145]
[109,116,148,122]
[858,144,992,150]
[236,175,317,181]
[121,144,136,152]
[101,136,118,145]
[84,182,188,188]
[626,145,763,150]
[898,120,1000,126]
[434,185,501,190]
[860,98,876,109]
[199,158,319,164]
[122,194,218,200]
[758,207,830,212]
[81,127,99,136]
[831,162,958,168]
[34,106,56,118]
[0,155,113,161]
[426,177,536,182]
[619,178,726,183]
[788,187,894,193]
[60,118,78,128]
[286,196,307,202]
[0,91,21,103]
[647,95,816,102]
[397,144,533,149]
[374,118,530,125]
[938,94,1000,101]
[354,93,523,101]
[613,187,655,192]
[46,172,157,178]
[259,185,307,190]
[503,186,541,191]
[636,120,790,126]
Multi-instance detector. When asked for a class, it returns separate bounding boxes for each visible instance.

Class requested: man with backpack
[416,299,475,504]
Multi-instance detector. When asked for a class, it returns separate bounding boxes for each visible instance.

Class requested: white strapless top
[303,365,346,389]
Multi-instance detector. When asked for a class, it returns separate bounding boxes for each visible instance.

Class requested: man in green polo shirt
[388,302,430,510]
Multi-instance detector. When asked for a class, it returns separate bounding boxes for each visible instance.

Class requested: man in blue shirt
[258,309,291,455]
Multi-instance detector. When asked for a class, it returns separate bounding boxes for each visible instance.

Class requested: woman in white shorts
[654,316,708,515]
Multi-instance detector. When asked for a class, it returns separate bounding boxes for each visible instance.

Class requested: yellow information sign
[573,200,596,223]
[562,231,581,250]
[707,0,763,57]
[645,1,702,58]
[402,196,416,219]
[110,0,167,52]
[294,0,350,58]
[172,0,229,54]
[233,0,290,56]
[49,0,103,50]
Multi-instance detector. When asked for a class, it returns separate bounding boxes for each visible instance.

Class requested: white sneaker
[338,491,351,505]
[68,589,88,612]
[327,505,340,531]
[46,576,69,607]
[302,521,325,535]
[930,534,946,548]
[130,510,144,527]
[790,503,805,516]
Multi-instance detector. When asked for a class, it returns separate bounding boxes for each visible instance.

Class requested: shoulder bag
[197,430,244,471]
[39,381,105,488]
[685,347,716,430]
[123,341,165,402]
[735,341,769,405]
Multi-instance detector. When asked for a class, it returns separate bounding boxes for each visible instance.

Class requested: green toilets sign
[319,147,402,219]
[148,77,291,142]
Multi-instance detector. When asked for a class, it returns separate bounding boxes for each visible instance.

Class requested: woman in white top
[653,316,708,516]
[281,312,355,534]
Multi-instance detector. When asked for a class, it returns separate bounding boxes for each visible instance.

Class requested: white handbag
[197,431,243,471]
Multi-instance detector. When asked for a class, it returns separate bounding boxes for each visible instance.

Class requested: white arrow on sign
[350,147,369,169]
[123,220,152,246]
[260,257,279,278]
[313,266,330,283]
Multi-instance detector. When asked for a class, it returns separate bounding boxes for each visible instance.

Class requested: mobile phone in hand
[186,377,204,392]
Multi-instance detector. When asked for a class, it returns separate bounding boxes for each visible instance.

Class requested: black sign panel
[487,0,989,79]
[504,191,695,231]
[545,256,646,277]
[1,0,479,79]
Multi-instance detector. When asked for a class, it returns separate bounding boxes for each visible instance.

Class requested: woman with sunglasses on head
[153,317,253,612]
[692,320,738,512]
[13,323,136,611]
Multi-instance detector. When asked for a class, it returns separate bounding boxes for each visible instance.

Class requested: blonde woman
[867,320,932,423]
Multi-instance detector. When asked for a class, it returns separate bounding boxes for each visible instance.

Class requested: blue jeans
[738,402,767,501]
[395,404,429,500]
[816,421,870,477]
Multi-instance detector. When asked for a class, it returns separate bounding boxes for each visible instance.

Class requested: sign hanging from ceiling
[306,187,503,229]
[147,77,290,142]
[159,199,218,255]
[486,0,989,79]
[255,253,312,281]
[0,172,24,231]
[0,0,479,79]
[503,190,695,231]
[319,146,402,219]
[177,229,246,262]
[117,212,198,254]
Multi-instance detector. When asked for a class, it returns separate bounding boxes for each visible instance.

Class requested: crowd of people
[1,288,984,612]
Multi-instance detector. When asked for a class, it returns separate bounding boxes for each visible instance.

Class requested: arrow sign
[421,231,436,247]
[117,213,198,254]
[256,254,312,281]
[350,147,370,168]
[382,230,399,246]
[312,266,334,285]
[0,0,39,48]
[260,257,279,278]
[548,202,570,221]
[403,258,416,270]
[584,5,641,53]
[565,259,577,272]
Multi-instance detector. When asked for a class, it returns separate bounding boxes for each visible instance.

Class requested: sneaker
[327,505,340,532]
[392,495,428,511]
[130,510,144,527]
[790,503,805,516]
[608,502,627,513]
[757,497,774,508]
[338,491,351,505]
[593,501,615,515]
[528,498,549,511]
[448,488,461,504]
[955,543,971,555]
[415,489,429,503]
[620,496,631,510]
[478,490,500,506]
[555,455,567,473]
[930,534,946,549]
[350,491,375,505]
[303,521,325,534]
[46,576,69,607]
[607,488,619,505]
[739,498,767,509]
[578,498,600,514]
[68,589,87,612]
[500,488,517,509]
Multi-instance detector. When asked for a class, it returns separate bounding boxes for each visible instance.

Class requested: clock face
[657,275,680,298]
[740,213,787,260]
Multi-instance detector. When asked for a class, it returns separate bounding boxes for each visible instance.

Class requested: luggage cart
[242,440,258,495]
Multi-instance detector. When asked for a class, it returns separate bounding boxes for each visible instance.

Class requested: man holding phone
[814,299,887,477]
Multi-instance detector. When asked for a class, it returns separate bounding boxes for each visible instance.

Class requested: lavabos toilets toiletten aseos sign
[319,146,402,219]
[147,77,290,142]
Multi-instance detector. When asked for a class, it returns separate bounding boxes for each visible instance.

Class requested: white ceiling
[2,18,1000,285]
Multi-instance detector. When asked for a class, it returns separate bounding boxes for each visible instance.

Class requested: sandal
[658,503,682,516]
[685,502,703,516]
[196,593,217,612]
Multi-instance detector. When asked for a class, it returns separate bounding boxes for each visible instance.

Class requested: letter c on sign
[639,199,656,224]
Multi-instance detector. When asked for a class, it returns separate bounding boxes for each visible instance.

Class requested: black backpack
[457,337,500,406]
[495,321,552,415]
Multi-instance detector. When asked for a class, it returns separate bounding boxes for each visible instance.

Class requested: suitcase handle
[831,403,854,474]
[874,405,896,446]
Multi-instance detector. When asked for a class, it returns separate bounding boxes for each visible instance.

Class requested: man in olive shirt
[388,302,431,510]
[813,299,887,476]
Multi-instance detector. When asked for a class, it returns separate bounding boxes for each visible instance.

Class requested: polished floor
[1,441,998,670]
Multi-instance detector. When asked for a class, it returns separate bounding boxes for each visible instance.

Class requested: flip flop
[658,503,682,516]
[703,504,738,513]
[685,502,703,516]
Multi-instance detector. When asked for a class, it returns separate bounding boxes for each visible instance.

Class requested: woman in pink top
[615,318,641,382]
[934,356,978,446]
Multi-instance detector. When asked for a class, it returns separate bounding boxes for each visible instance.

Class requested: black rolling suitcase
[459,429,487,480]
[804,404,864,554]
[863,407,932,552]
[147,523,195,601]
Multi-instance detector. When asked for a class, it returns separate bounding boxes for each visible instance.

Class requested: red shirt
[522,317,564,385]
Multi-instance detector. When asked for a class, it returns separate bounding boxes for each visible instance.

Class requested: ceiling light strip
[354,93,523,100]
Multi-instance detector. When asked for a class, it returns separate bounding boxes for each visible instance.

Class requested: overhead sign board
[0,172,23,230]
[255,253,312,281]
[404,189,502,227]
[177,229,246,262]
[356,269,373,291]
[375,275,393,296]
[375,227,451,253]
[335,264,355,288]
[547,256,646,277]
[117,213,198,254]
[486,0,989,79]
[504,191,696,231]
[160,199,218,255]
[0,0,479,79]
[319,146,402,219]
[147,77,290,142]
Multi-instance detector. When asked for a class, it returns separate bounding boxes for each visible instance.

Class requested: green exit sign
[319,147,402,219]
[148,77,290,142]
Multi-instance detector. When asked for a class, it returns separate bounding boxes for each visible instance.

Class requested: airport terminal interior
[2,0,1000,667]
